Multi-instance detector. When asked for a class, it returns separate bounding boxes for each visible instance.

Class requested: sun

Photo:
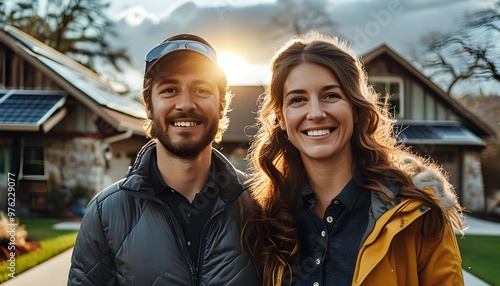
[217,52,253,85]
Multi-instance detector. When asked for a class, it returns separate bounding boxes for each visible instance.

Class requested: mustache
[166,111,207,123]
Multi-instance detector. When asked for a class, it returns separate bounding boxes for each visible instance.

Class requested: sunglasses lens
[145,42,180,62]
[145,41,217,63]
[185,42,217,61]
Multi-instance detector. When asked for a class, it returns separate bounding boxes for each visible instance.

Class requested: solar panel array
[0,91,66,126]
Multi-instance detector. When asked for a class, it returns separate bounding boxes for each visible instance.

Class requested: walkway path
[2,215,499,285]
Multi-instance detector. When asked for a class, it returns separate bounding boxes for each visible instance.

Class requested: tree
[270,0,338,38]
[418,0,500,96]
[0,0,129,74]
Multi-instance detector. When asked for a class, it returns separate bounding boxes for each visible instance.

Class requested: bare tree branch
[418,0,500,96]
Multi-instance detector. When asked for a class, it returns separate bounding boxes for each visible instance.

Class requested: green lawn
[457,235,500,286]
[20,218,79,241]
[0,218,79,283]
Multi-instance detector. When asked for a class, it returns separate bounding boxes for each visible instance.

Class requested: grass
[20,218,78,241]
[0,218,79,283]
[457,235,500,286]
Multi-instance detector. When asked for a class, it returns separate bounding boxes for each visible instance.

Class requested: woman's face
[280,62,357,164]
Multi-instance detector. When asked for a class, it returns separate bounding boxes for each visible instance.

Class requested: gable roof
[0,25,146,135]
[361,44,495,139]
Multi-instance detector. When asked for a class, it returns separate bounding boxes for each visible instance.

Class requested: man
[68,34,259,285]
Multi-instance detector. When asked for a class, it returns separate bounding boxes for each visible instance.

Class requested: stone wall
[46,137,107,197]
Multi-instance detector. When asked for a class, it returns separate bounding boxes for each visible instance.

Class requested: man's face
[148,53,221,159]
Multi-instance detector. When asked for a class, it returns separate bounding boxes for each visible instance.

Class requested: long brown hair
[242,32,462,285]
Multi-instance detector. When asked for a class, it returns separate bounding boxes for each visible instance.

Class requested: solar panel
[0,91,66,126]
[396,122,484,146]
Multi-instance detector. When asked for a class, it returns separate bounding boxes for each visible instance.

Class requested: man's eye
[163,88,176,93]
[195,89,214,96]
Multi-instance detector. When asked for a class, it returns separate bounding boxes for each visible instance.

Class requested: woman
[243,32,464,286]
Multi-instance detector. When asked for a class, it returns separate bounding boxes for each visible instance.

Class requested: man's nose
[175,91,196,111]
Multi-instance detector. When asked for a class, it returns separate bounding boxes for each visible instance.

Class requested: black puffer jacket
[68,141,259,285]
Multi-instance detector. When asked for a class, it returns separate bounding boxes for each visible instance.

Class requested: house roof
[361,44,495,139]
[396,121,485,146]
[0,25,146,135]
[224,85,264,142]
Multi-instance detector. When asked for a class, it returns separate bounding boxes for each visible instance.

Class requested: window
[21,139,46,179]
[370,77,404,119]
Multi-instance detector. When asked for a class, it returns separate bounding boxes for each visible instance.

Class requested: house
[0,26,148,215]
[219,45,496,213]
[0,23,495,215]
[363,45,495,212]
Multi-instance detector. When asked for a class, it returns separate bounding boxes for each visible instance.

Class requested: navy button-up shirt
[293,175,371,286]
[150,155,220,268]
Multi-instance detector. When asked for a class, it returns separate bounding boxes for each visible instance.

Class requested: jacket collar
[121,140,246,203]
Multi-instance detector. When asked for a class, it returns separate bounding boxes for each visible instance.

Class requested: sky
[99,0,495,96]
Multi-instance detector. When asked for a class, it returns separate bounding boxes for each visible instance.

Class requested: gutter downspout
[103,128,133,144]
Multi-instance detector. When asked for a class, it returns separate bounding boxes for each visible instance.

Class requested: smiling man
[68,34,259,286]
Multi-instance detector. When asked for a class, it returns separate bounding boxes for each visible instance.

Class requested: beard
[150,111,218,159]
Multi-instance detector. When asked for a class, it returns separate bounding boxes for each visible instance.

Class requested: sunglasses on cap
[144,40,217,74]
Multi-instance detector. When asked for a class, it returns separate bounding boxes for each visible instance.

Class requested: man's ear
[147,109,153,120]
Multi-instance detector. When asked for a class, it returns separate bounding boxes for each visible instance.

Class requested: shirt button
[313,282,319,286]
[321,230,326,237]
[187,241,191,246]
[187,213,191,218]
[315,258,321,265]
[326,216,333,223]
[333,200,340,205]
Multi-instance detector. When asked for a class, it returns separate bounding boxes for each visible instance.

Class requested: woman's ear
[147,109,153,120]
[276,113,286,131]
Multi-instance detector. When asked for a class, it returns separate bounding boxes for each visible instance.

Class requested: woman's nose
[306,99,326,120]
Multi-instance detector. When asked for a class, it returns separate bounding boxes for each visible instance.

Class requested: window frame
[370,76,405,119]
[20,138,47,180]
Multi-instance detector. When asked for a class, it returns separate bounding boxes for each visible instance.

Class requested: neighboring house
[221,45,495,213]
[363,45,495,212]
[0,26,148,215]
[457,95,500,214]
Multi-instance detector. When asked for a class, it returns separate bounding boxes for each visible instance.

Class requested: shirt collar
[150,153,218,194]
[299,170,366,212]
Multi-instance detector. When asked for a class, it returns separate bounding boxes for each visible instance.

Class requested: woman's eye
[290,97,305,104]
[325,93,341,99]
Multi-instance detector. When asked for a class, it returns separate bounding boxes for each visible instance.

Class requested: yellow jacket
[274,157,464,286]
[352,187,463,286]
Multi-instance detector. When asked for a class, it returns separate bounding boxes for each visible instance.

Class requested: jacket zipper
[194,187,246,283]
[125,190,198,285]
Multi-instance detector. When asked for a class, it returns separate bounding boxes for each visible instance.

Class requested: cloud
[103,0,486,92]
[114,5,161,25]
